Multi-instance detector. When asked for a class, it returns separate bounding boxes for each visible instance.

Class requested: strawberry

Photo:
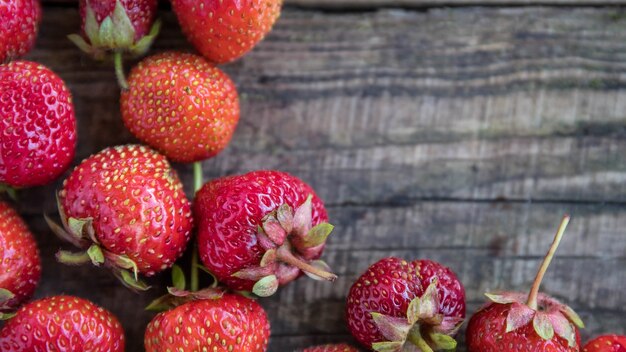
[0,0,41,63]
[0,202,40,317]
[346,257,465,352]
[121,52,239,163]
[466,216,585,352]
[68,0,159,61]
[584,335,626,352]
[0,295,125,351]
[302,343,360,352]
[170,0,282,64]
[46,145,193,290]
[0,60,77,188]
[144,292,270,352]
[194,170,337,297]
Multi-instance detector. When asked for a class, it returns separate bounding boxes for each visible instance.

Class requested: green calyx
[371,280,462,352]
[0,184,18,201]
[483,215,584,348]
[146,265,223,312]
[45,193,149,292]
[231,195,338,297]
[0,289,16,320]
[68,0,160,60]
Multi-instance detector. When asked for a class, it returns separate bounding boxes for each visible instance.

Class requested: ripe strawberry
[0,202,40,317]
[68,0,159,60]
[46,145,193,290]
[302,343,360,352]
[144,292,270,352]
[121,52,239,163]
[0,60,77,188]
[195,170,337,297]
[0,295,125,351]
[0,0,41,63]
[584,335,626,352]
[466,216,585,352]
[170,0,282,64]
[346,257,465,352]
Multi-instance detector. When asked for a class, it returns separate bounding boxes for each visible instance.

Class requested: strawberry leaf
[506,302,535,333]
[0,288,15,302]
[559,305,585,328]
[533,312,555,340]
[293,195,313,236]
[260,249,277,267]
[276,203,294,233]
[430,333,458,350]
[549,311,576,347]
[302,223,334,248]
[87,244,105,266]
[171,264,186,290]
[370,312,411,342]
[263,216,287,246]
[252,275,278,297]
[0,312,16,320]
[371,341,404,352]
[302,260,333,281]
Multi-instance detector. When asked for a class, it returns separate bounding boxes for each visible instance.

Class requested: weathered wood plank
[25,200,626,351]
[16,7,626,217]
[10,5,626,352]
[40,0,626,8]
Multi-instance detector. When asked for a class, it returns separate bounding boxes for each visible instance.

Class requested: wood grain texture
[6,5,626,352]
[40,0,626,8]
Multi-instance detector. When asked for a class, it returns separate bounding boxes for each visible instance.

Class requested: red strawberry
[0,0,41,63]
[466,216,585,352]
[584,335,626,352]
[0,295,125,351]
[170,0,282,64]
[144,292,270,352]
[0,60,77,188]
[346,257,465,352]
[68,0,159,60]
[195,170,337,297]
[0,202,41,316]
[302,343,360,352]
[121,52,239,163]
[47,145,193,290]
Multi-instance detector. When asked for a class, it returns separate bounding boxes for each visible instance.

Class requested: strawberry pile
[0,1,623,351]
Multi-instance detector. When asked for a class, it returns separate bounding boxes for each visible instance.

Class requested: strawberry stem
[408,328,434,352]
[190,161,203,292]
[527,215,571,310]
[276,245,337,282]
[114,51,129,90]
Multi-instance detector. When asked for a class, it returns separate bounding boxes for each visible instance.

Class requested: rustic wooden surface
[8,3,626,351]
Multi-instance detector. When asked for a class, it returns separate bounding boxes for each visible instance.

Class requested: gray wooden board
[5,5,626,352]
[39,0,626,8]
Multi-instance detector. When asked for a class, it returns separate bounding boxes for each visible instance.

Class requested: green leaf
[370,312,411,342]
[87,244,105,266]
[45,214,84,248]
[252,275,278,297]
[131,19,161,57]
[118,269,150,292]
[0,288,15,302]
[56,250,91,265]
[84,4,100,46]
[0,312,16,320]
[303,223,334,247]
[506,302,535,333]
[430,333,458,350]
[171,265,186,290]
[260,249,277,267]
[145,294,173,312]
[559,305,585,329]
[533,313,555,340]
[407,295,420,325]
[371,341,404,352]
[67,217,90,239]
[110,0,135,48]
[276,203,294,233]
[67,34,94,54]
[292,195,313,236]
